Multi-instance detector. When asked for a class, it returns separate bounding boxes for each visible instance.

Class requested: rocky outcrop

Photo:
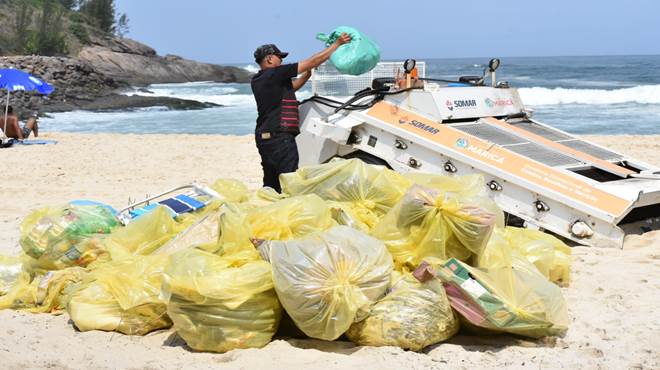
[88,35,158,57]
[44,94,219,113]
[0,56,220,117]
[78,37,251,85]
[0,2,252,115]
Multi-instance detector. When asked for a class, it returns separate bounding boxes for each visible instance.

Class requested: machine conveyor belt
[511,120,623,161]
[452,122,584,167]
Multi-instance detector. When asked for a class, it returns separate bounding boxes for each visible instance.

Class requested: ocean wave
[39,106,256,135]
[127,92,254,106]
[175,93,255,106]
[149,81,215,88]
[125,81,310,107]
[134,81,242,95]
[242,64,259,73]
[552,78,633,88]
[126,86,250,106]
[519,85,660,105]
[145,86,240,95]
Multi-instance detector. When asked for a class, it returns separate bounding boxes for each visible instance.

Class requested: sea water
[41,55,660,135]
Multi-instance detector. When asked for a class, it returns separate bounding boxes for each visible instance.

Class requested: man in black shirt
[251,33,351,192]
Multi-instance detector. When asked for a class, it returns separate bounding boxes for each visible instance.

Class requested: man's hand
[334,32,351,46]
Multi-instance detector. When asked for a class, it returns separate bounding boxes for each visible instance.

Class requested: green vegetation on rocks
[1,0,130,57]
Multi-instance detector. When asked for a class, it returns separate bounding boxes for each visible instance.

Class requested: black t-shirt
[251,63,300,136]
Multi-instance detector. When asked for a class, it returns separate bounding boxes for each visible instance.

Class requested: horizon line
[216,53,660,66]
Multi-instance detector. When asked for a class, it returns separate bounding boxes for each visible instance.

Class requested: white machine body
[296,62,660,248]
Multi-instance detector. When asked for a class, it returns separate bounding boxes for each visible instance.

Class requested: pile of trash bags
[0,158,572,353]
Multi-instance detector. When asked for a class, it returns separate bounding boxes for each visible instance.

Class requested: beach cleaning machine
[296,59,660,248]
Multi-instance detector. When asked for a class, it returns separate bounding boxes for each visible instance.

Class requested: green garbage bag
[317,26,380,75]
[19,202,119,270]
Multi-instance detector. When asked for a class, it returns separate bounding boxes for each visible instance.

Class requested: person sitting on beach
[1,106,39,140]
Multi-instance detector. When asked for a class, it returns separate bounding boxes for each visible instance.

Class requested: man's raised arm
[292,71,311,91]
[297,33,351,74]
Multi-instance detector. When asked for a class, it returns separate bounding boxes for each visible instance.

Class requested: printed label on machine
[368,102,633,217]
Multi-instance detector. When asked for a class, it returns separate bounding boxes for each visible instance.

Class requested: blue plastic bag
[316,26,381,75]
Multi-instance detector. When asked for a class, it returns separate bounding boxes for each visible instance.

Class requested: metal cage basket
[311,61,426,96]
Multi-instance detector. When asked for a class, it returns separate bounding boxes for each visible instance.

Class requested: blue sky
[115,0,659,64]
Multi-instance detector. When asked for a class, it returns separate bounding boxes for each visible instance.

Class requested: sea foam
[242,64,259,73]
[519,84,660,106]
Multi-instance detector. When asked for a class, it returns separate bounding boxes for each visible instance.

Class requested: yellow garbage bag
[0,269,32,310]
[437,258,569,338]
[162,248,281,352]
[155,199,261,257]
[244,187,289,209]
[408,173,504,228]
[214,203,260,256]
[0,255,24,296]
[327,201,372,233]
[195,195,308,256]
[346,272,459,351]
[246,194,336,241]
[268,226,393,340]
[210,179,250,203]
[408,173,484,197]
[478,227,571,286]
[0,266,87,313]
[373,185,498,271]
[19,203,119,270]
[103,206,189,260]
[155,209,223,256]
[280,159,412,230]
[67,255,172,335]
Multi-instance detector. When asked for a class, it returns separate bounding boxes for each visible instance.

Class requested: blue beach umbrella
[0,68,54,140]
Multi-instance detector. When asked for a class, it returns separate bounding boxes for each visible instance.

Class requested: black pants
[256,133,299,193]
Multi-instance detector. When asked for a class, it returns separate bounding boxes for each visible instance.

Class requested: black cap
[254,44,289,64]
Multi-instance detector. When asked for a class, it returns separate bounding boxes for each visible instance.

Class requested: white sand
[1,133,659,370]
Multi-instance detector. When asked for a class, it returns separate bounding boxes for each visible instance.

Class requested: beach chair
[115,183,221,225]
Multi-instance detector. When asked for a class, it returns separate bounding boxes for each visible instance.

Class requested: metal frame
[115,183,221,225]
[311,61,426,96]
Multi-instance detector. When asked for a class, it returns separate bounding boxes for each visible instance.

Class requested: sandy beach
[1,133,659,370]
